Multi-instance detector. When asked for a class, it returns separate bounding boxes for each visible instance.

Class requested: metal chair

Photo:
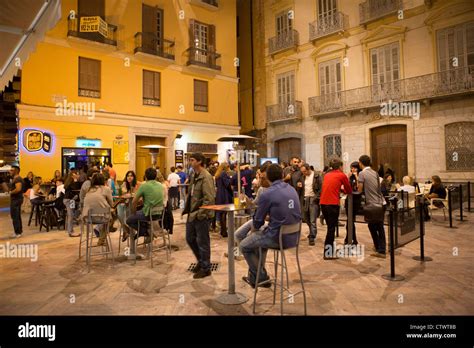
[428,188,449,221]
[135,205,170,267]
[253,222,307,315]
[83,207,114,272]
[117,200,131,255]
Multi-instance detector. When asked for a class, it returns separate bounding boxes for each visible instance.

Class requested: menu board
[113,140,129,164]
[175,150,184,167]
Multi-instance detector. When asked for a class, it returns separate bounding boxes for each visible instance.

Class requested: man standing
[176,165,188,207]
[240,164,301,288]
[283,156,301,187]
[8,165,24,238]
[182,152,216,279]
[358,155,387,258]
[296,164,322,246]
[167,167,180,210]
[105,163,116,181]
[319,159,352,259]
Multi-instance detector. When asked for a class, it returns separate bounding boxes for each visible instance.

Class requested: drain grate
[188,262,220,272]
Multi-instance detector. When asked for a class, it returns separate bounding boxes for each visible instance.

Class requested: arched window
[445,122,474,171]
[323,134,341,166]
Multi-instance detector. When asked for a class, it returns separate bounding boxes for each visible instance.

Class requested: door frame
[270,132,305,161]
[365,119,415,179]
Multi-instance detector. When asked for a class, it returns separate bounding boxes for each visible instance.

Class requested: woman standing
[345,162,361,245]
[215,162,233,237]
[63,169,81,237]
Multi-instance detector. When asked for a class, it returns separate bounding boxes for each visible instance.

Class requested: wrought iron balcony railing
[359,0,401,25]
[308,66,474,117]
[134,32,175,60]
[309,12,346,41]
[201,0,218,7]
[185,47,221,71]
[268,29,299,55]
[266,101,303,124]
[67,16,117,46]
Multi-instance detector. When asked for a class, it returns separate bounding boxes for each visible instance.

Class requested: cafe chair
[428,188,449,221]
[39,200,60,232]
[253,222,307,316]
[28,199,42,227]
[83,207,114,272]
[136,205,170,267]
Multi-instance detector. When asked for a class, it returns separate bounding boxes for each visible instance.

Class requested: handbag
[363,170,385,224]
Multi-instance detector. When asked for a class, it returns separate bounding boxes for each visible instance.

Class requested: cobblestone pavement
[0,197,472,315]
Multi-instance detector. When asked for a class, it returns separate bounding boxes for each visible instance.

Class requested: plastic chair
[253,222,307,315]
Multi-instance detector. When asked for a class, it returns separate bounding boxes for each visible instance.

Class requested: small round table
[200,203,249,305]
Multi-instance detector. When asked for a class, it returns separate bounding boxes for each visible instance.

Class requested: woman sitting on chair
[423,175,446,220]
[82,173,114,246]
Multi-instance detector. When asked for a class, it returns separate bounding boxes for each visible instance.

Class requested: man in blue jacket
[240,164,302,288]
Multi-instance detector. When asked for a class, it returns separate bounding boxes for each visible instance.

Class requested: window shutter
[154,72,160,100]
[78,0,105,17]
[143,70,154,99]
[189,19,196,49]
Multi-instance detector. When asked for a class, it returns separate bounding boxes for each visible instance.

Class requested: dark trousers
[168,186,179,209]
[216,211,227,235]
[10,197,23,235]
[186,218,211,272]
[302,197,318,240]
[126,210,149,236]
[368,222,386,254]
[321,204,340,256]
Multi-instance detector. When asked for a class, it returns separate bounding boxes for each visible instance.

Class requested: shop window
[445,122,474,171]
[194,79,208,112]
[143,70,161,106]
[78,57,101,98]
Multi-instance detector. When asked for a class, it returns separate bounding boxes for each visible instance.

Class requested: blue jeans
[186,219,211,272]
[240,228,279,284]
[126,210,149,236]
[303,197,319,240]
[235,219,267,244]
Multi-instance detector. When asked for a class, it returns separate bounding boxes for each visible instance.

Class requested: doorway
[371,125,407,183]
[275,137,301,164]
[136,136,166,180]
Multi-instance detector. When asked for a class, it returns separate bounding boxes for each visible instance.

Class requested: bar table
[200,203,249,305]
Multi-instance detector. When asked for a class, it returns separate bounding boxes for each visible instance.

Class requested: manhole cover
[188,262,220,272]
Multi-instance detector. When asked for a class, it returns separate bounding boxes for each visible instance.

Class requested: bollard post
[468,182,471,212]
[448,188,453,228]
[459,184,464,221]
[413,195,433,262]
[382,197,405,281]
[347,194,353,244]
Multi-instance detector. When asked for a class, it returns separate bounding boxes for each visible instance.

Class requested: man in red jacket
[320,159,352,259]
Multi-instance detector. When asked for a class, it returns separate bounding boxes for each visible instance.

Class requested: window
[202,0,218,7]
[276,71,295,106]
[189,20,216,65]
[276,10,292,36]
[194,79,208,112]
[78,57,101,98]
[437,21,474,71]
[318,0,337,23]
[324,134,342,166]
[319,58,342,109]
[445,122,474,171]
[143,70,160,106]
[370,42,400,101]
[142,4,164,53]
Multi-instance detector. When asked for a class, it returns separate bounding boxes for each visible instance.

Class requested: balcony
[185,47,221,71]
[134,32,175,61]
[266,101,303,124]
[67,16,117,46]
[268,29,299,56]
[359,0,401,25]
[189,0,219,11]
[308,66,474,117]
[309,12,346,41]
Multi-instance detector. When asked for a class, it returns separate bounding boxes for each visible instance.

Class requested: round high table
[200,203,249,305]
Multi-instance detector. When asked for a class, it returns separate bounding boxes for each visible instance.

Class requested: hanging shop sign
[79,16,108,38]
[175,150,184,167]
[76,138,102,148]
[23,129,52,153]
[113,140,129,164]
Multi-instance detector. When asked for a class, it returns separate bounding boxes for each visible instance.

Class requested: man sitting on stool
[240,164,301,288]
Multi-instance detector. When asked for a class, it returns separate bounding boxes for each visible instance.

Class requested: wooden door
[371,125,407,183]
[136,136,166,180]
[275,138,301,164]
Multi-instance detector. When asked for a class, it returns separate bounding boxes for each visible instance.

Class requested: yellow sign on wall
[79,16,108,38]
[23,129,52,153]
[113,140,129,164]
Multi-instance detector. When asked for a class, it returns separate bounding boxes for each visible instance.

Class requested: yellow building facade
[19,0,238,180]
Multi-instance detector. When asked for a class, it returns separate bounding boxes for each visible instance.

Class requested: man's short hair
[301,163,311,171]
[190,152,206,166]
[359,155,371,167]
[329,159,342,170]
[177,165,183,170]
[145,167,158,181]
[266,164,283,182]
[260,161,272,173]
[11,165,20,172]
[170,166,176,172]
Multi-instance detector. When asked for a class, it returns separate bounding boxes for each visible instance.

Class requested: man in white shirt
[167,167,181,209]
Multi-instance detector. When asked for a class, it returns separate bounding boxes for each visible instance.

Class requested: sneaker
[323,256,339,260]
[371,252,386,259]
[11,233,22,239]
[309,239,315,246]
[193,269,211,279]
[69,232,80,237]
[242,276,272,289]
[97,239,106,246]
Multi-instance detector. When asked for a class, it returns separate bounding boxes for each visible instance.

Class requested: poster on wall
[175,150,184,167]
[113,140,129,164]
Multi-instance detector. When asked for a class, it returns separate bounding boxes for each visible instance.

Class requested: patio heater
[140,144,168,169]
[217,135,259,201]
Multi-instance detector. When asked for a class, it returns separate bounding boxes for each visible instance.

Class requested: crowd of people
[1,152,450,287]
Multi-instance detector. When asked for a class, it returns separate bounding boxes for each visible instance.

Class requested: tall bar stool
[253,222,307,316]
[117,199,132,255]
[28,199,42,227]
[136,205,170,267]
[84,207,114,272]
